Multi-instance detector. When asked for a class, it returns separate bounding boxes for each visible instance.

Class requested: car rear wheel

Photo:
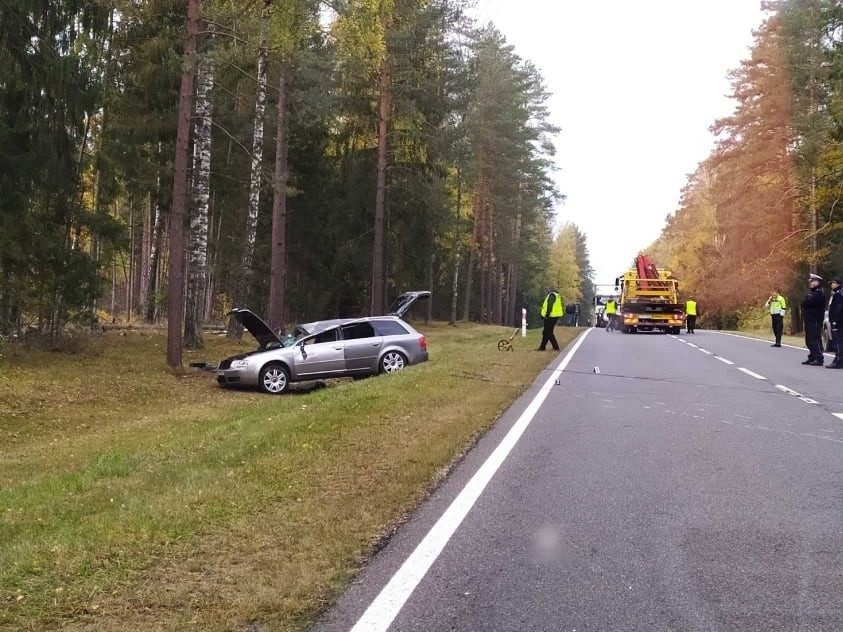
[259,364,290,394]
[380,351,407,374]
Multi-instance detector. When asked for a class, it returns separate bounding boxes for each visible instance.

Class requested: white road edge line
[738,367,767,380]
[349,329,593,632]
[715,357,735,365]
[712,330,834,357]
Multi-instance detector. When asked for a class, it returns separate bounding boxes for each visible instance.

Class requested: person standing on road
[605,297,618,332]
[801,274,826,366]
[538,287,563,351]
[685,297,698,334]
[764,289,788,347]
[826,277,843,368]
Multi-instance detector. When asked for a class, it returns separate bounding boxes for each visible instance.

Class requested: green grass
[0,323,580,631]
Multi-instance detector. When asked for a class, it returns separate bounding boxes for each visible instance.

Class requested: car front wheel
[380,351,407,374]
[259,364,290,394]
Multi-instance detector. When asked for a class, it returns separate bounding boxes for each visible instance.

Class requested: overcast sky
[469,0,769,284]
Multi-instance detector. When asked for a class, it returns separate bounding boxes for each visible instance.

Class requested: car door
[340,321,382,374]
[293,327,346,378]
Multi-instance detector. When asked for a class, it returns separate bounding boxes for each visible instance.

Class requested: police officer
[538,287,563,351]
[605,297,618,332]
[764,289,787,347]
[685,296,698,334]
[801,273,826,366]
[827,277,843,368]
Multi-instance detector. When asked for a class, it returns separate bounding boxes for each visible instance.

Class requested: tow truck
[615,255,686,334]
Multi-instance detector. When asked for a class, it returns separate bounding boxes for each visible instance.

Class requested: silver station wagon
[216,291,430,394]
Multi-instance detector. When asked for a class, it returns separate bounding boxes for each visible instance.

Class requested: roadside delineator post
[521,308,527,337]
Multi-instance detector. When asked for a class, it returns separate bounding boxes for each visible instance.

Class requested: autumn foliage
[650,2,843,328]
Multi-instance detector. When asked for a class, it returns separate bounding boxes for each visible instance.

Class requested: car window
[304,328,339,345]
[371,320,409,336]
[341,322,376,340]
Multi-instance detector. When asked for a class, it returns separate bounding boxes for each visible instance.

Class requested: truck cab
[616,256,686,334]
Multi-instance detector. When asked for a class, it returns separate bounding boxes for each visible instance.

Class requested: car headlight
[230,360,249,370]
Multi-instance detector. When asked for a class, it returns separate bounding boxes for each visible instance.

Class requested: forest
[0,0,595,367]
[649,0,843,330]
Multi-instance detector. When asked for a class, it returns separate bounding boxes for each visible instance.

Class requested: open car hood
[387,291,431,318]
[228,309,282,349]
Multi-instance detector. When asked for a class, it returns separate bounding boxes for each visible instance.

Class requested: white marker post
[521,308,527,337]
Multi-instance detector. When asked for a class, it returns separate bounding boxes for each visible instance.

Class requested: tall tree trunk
[507,210,522,326]
[145,173,165,323]
[450,249,460,326]
[268,64,290,333]
[426,253,434,324]
[184,54,214,349]
[371,60,391,316]
[167,0,200,369]
[449,168,462,326]
[468,159,485,322]
[494,261,503,325]
[140,191,152,312]
[463,246,474,322]
[127,199,134,321]
[228,47,268,338]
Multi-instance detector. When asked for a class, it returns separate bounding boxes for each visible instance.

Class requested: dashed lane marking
[715,357,735,365]
[698,348,713,355]
[833,413,843,422]
[687,343,699,348]
[774,384,819,406]
[738,368,767,380]
[712,331,834,357]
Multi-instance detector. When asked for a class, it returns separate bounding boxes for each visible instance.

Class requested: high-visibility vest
[686,300,697,316]
[768,294,787,315]
[541,292,564,318]
[605,300,617,315]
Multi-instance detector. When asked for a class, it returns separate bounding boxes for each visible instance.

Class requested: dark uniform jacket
[829,289,843,326]
[802,286,826,321]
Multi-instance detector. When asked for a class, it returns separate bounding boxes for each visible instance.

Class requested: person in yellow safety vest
[538,286,564,351]
[685,297,698,334]
[605,297,618,332]
[764,289,788,347]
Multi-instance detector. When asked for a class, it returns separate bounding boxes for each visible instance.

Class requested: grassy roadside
[0,323,580,631]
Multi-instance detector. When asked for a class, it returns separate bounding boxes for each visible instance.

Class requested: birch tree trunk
[167,0,200,368]
[144,173,165,323]
[268,64,289,333]
[228,47,268,338]
[184,54,214,349]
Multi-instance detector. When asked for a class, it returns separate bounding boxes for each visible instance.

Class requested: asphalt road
[313,328,843,632]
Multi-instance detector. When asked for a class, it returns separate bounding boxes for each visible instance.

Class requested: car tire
[259,363,290,395]
[380,351,407,374]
